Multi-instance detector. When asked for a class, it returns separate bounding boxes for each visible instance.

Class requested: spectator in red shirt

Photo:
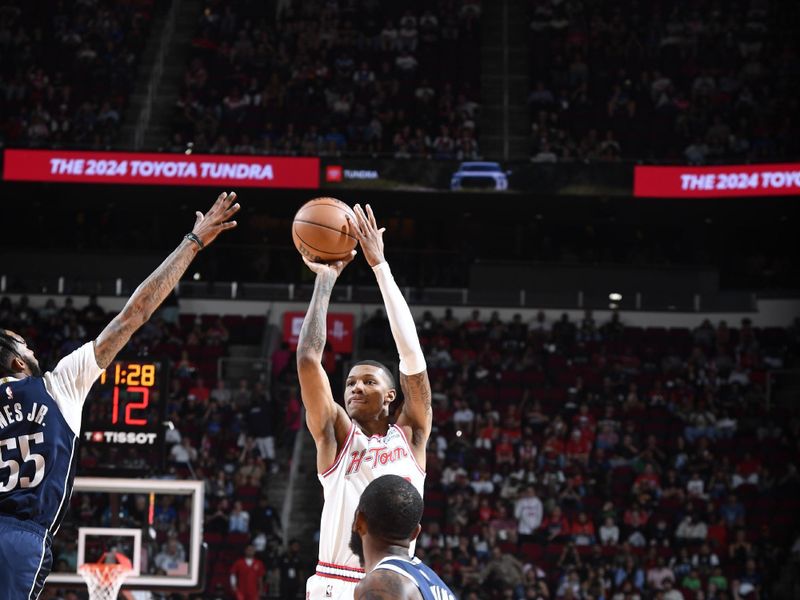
[188,376,211,404]
[570,511,597,546]
[572,402,596,439]
[624,502,651,530]
[495,433,515,465]
[476,416,500,450]
[566,429,591,465]
[541,505,570,542]
[541,434,566,468]
[284,386,302,450]
[230,545,266,600]
[634,463,661,495]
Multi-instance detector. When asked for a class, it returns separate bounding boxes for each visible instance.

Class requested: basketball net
[78,552,134,600]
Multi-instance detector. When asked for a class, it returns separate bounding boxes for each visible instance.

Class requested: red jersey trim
[321,423,356,478]
[393,424,426,476]
[315,571,362,583]
[317,561,365,573]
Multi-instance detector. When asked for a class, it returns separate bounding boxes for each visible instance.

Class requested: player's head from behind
[349,474,423,567]
[344,360,397,423]
[0,329,41,378]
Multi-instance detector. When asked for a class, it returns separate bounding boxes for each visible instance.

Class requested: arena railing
[0,274,758,312]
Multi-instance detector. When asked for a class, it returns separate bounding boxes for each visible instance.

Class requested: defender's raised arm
[94,191,239,369]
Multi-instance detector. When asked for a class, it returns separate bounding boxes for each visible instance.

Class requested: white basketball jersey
[317,422,425,569]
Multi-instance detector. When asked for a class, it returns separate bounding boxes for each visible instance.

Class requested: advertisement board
[3,149,320,189]
[634,164,800,198]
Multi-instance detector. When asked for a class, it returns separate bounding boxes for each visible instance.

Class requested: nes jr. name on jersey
[83,431,158,445]
[0,400,48,430]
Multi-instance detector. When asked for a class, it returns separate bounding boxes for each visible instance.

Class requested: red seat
[521,543,543,561]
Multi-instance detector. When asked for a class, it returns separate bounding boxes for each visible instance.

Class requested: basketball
[292,197,358,263]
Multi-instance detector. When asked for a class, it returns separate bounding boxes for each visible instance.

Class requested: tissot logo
[84,430,158,445]
[326,165,343,182]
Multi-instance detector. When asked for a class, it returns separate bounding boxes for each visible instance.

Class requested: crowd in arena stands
[0,0,160,149]
[410,309,800,599]
[169,0,482,159]
[527,0,800,163]
[0,295,309,599]
[6,293,800,598]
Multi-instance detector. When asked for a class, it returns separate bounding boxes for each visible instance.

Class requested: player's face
[344,365,395,421]
[3,330,41,377]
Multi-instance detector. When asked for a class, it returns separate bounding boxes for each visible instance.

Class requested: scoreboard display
[80,360,167,474]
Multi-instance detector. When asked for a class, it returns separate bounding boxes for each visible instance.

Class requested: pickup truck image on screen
[450,161,509,191]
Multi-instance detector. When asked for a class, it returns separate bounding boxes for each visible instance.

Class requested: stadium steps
[479,0,530,160]
[120,0,204,149]
[284,430,323,562]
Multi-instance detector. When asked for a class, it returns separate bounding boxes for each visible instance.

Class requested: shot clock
[80,360,168,475]
[99,362,157,426]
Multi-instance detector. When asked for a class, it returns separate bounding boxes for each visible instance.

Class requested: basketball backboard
[46,477,205,591]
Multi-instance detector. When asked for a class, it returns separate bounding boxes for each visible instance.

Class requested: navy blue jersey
[374,556,457,600]
[0,343,102,533]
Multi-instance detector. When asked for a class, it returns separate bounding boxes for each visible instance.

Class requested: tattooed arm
[296,254,354,473]
[94,191,239,368]
[354,569,423,600]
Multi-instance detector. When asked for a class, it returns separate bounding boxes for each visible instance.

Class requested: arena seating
[415,310,799,598]
[0,0,159,148]
[6,293,799,598]
[169,0,482,158]
[528,0,800,163]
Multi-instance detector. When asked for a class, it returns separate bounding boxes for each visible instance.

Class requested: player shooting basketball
[0,191,239,599]
[298,204,432,600]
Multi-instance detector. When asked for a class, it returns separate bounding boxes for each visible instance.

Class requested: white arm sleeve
[372,262,426,375]
[43,341,104,435]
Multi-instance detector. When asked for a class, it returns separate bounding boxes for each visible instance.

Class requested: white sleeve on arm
[43,341,104,435]
[372,262,426,375]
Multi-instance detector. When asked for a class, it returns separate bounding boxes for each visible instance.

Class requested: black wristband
[184,232,204,250]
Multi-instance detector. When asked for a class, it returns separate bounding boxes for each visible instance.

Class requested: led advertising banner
[634,164,800,198]
[2,149,320,189]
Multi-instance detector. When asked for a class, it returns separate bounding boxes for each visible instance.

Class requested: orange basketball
[292,197,358,263]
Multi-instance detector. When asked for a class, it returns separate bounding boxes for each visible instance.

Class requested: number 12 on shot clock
[97,361,162,428]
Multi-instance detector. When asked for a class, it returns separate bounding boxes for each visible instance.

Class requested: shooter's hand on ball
[302,251,356,280]
[192,191,240,247]
[350,204,386,267]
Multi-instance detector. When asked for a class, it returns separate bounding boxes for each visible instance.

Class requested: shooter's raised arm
[349,204,432,468]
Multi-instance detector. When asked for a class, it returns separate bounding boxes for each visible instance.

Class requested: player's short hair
[0,330,21,377]
[350,360,395,388]
[358,474,423,541]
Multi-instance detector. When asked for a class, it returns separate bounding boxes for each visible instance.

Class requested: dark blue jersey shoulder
[0,376,78,533]
[377,557,457,600]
